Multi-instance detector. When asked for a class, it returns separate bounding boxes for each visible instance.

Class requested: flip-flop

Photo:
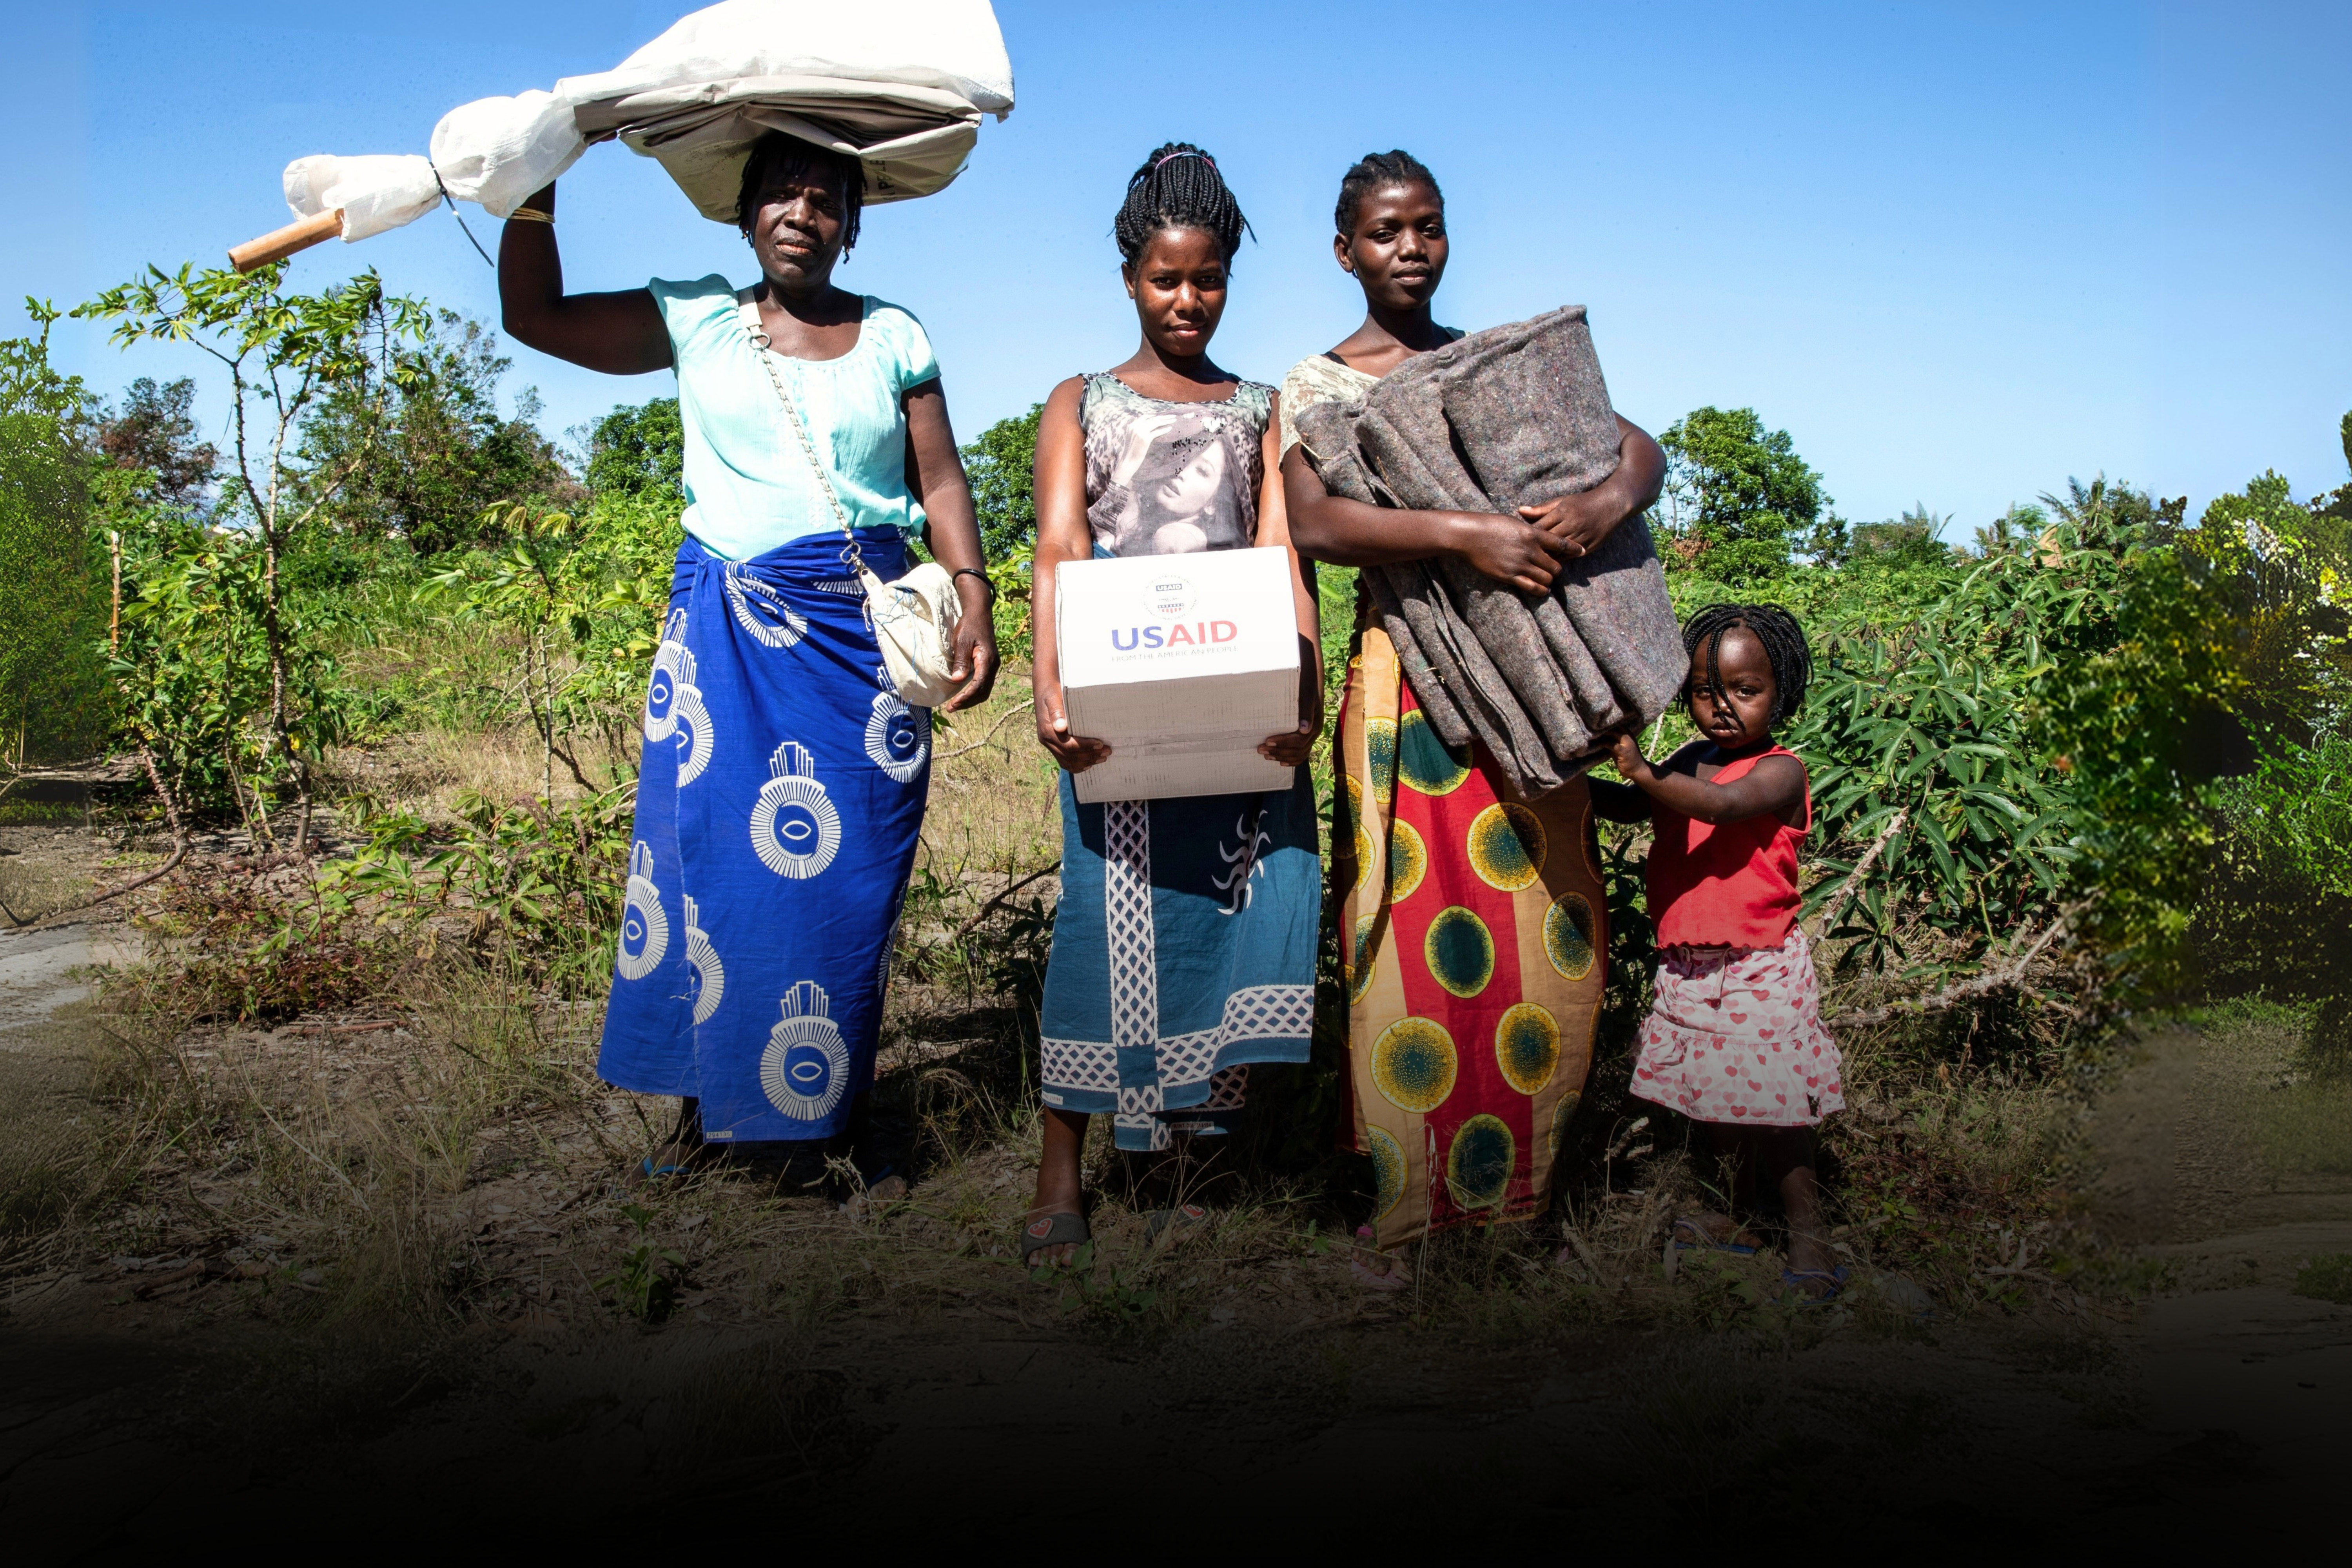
[844,1163,909,1217]
[636,1154,693,1182]
[1018,1210,1090,1268]
[1673,1218,1759,1256]
[1781,1266,1851,1304]
[1143,1202,1210,1249]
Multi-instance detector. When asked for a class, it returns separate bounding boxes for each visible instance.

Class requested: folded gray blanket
[1294,306,1686,800]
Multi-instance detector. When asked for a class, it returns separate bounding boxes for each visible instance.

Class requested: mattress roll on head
[244,0,1016,268]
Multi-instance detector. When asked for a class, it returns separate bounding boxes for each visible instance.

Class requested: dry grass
[4,655,2121,1350]
[319,725,635,818]
[0,823,102,923]
[910,677,1063,931]
[24,955,2103,1354]
[2191,1001,2352,1180]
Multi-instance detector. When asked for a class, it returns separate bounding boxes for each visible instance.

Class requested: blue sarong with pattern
[597,529,929,1143]
[1037,767,1320,1152]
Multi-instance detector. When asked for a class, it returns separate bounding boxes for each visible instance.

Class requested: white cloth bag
[281,0,1013,240]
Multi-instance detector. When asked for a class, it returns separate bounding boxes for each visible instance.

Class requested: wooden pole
[229,209,343,273]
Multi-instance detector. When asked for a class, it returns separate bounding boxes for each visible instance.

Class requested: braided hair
[1334,149,1443,236]
[735,130,865,255]
[1682,603,1812,722]
[1113,142,1252,264]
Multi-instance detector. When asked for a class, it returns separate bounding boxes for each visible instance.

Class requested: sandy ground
[1,833,2346,1550]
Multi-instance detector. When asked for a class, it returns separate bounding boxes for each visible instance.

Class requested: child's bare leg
[1675,1122,1766,1248]
[1756,1125,1837,1283]
[1024,1106,1089,1265]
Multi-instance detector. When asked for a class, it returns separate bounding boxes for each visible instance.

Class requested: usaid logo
[1111,619,1238,651]
[1146,575,1198,619]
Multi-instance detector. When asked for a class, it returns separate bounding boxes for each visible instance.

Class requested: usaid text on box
[1056,548,1300,803]
[1105,573,1238,659]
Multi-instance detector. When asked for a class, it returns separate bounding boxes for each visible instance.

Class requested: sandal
[1018,1209,1091,1268]
[631,1149,698,1185]
[844,1163,909,1218]
[1673,1217,1759,1256]
[1143,1202,1210,1250]
[1780,1266,1851,1305]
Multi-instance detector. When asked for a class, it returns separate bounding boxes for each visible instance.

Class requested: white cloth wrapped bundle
[281,0,1014,243]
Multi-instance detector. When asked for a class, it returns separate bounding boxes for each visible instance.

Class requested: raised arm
[903,377,998,713]
[1609,734,1807,827]
[1588,772,1653,823]
[497,183,673,376]
[1281,443,1565,594]
[1029,378,1111,773]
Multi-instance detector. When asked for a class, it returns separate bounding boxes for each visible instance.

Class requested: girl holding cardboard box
[1019,145,1325,1268]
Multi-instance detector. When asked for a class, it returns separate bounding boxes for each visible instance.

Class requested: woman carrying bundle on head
[1018,144,1324,1267]
[498,132,999,1188]
[1284,152,1668,1263]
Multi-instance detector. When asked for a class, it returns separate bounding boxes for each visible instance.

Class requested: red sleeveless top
[1645,745,1811,950]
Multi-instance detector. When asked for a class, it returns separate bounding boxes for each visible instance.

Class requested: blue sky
[7,1,2347,535]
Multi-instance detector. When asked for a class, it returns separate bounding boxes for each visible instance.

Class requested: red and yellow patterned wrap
[1334,626,1608,1250]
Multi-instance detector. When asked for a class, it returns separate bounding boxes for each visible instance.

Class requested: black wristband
[951,566,997,605]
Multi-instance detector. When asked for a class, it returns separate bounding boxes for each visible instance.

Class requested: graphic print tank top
[1079,373,1273,558]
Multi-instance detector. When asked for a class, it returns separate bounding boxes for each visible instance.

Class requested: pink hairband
[1154,149,1214,171]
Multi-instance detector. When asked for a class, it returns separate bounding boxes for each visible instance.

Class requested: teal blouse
[650,275,941,562]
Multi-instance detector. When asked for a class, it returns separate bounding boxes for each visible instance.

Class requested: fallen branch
[132,1260,208,1299]
[936,699,1035,762]
[1826,900,2089,1028]
[1556,1222,1604,1280]
[945,861,1062,946]
[1813,806,1908,935]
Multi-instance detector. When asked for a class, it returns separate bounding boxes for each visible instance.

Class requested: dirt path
[0,915,135,1233]
[2090,1024,2352,1506]
[0,853,2343,1547]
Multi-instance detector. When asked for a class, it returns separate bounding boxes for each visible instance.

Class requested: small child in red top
[1592,604,1846,1299]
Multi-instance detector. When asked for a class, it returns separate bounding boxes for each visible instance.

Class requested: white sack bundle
[277,0,1013,246]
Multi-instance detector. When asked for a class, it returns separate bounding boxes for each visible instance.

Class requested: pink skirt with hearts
[1628,929,1843,1128]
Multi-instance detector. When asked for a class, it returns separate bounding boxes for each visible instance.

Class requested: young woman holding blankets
[1284,152,1666,1255]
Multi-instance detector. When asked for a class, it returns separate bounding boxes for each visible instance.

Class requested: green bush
[0,310,109,764]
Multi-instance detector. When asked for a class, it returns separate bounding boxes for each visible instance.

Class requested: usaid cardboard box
[1055,546,1300,804]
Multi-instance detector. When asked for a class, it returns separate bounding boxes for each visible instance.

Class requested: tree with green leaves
[961,402,1041,563]
[584,397,685,499]
[2310,412,2352,524]
[300,311,580,555]
[2185,454,2352,1020]
[98,376,216,508]
[1654,405,1829,582]
[77,263,430,848]
[1849,505,1954,567]
[0,304,108,768]
[1781,476,2247,1027]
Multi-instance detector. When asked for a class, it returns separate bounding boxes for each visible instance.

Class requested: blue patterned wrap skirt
[1038,769,1320,1151]
[597,529,930,1144]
